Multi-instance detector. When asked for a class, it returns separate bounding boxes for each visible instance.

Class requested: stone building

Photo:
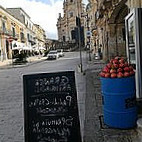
[56,0,85,49]
[94,0,128,60]
[0,6,26,61]
[85,0,97,53]
[86,0,142,60]
[71,0,142,60]
[33,24,46,54]
[127,0,142,8]
[0,6,47,61]
[6,8,36,50]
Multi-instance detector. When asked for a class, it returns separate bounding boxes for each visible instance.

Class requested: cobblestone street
[0,54,142,142]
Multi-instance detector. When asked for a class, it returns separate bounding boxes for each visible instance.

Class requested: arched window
[69,12,73,17]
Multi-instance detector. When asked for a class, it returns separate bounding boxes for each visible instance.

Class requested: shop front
[0,34,13,61]
[125,8,142,99]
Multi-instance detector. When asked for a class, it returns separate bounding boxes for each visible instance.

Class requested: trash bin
[100,75,137,129]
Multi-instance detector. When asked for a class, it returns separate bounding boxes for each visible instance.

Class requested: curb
[0,58,47,70]
[137,118,142,141]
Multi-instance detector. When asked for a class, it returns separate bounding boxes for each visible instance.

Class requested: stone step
[137,118,142,141]
[137,118,142,134]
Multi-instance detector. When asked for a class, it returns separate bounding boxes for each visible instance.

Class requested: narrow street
[0,51,87,142]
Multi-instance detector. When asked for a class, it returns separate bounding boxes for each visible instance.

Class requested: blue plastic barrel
[100,76,137,129]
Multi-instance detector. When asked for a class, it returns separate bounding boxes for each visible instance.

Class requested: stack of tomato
[100,57,135,78]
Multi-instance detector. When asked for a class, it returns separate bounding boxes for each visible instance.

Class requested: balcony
[21,37,26,43]
[28,37,32,42]
[27,37,36,45]
[12,33,19,40]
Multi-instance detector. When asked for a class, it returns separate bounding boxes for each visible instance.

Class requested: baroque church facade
[56,0,85,45]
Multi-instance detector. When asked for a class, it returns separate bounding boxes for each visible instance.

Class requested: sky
[0,0,88,40]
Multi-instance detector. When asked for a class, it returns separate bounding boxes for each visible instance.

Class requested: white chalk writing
[36,106,67,115]
[32,116,73,127]
[29,96,72,107]
[34,76,72,93]
[37,136,68,142]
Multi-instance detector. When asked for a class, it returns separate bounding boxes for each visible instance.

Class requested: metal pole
[87,15,91,61]
[77,1,83,73]
[78,19,83,73]
[88,39,91,61]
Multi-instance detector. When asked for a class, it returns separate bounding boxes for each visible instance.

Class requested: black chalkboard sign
[23,71,82,142]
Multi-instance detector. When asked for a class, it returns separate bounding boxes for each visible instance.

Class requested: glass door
[125,10,136,68]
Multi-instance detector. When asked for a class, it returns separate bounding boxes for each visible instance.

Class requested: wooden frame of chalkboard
[23,71,82,142]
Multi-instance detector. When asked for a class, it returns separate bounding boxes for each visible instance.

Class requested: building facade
[127,0,142,8]
[6,8,36,50]
[90,0,128,60]
[85,0,142,61]
[56,0,85,47]
[0,6,47,61]
[85,0,97,53]
[0,6,26,61]
[33,24,46,54]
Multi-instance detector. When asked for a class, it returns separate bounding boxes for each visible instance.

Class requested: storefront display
[125,8,142,99]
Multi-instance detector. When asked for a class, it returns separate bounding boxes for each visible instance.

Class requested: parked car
[57,49,64,57]
[47,50,59,60]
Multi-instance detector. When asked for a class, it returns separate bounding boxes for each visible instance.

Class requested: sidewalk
[0,56,47,69]
[84,59,142,142]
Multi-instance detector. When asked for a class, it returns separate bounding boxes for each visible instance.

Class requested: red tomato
[111,73,117,78]
[124,72,130,77]
[110,69,116,74]
[117,72,124,78]
[105,73,111,78]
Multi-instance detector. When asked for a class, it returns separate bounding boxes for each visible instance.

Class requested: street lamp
[86,15,91,61]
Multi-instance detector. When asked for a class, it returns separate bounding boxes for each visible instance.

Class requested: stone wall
[127,0,142,8]
[95,0,128,60]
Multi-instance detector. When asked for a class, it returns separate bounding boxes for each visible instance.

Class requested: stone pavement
[84,59,142,142]
[1,54,142,142]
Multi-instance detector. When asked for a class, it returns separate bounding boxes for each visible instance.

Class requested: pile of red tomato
[99,57,135,78]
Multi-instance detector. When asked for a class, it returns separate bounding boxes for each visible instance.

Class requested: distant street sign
[86,31,91,37]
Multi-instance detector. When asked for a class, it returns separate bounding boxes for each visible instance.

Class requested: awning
[39,47,46,50]
[12,40,32,51]
[22,46,32,51]
[12,41,24,50]
[33,47,46,51]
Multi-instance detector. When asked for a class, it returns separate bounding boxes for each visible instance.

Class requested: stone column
[108,24,117,58]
